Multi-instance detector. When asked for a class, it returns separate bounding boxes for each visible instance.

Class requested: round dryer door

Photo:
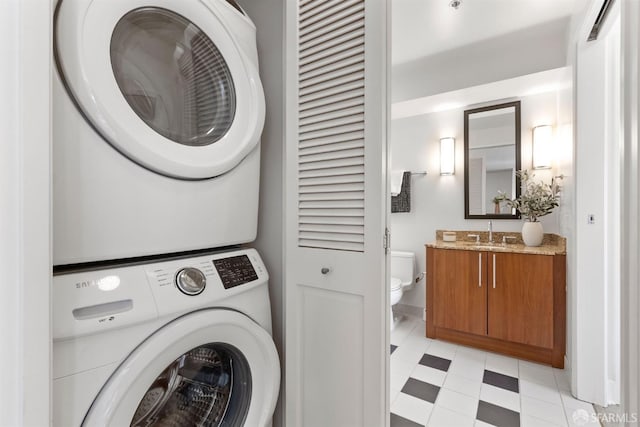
[55,0,265,179]
[83,310,280,426]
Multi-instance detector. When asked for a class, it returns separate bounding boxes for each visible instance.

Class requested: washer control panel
[52,248,268,340]
[213,254,258,289]
[144,248,266,298]
[175,267,207,295]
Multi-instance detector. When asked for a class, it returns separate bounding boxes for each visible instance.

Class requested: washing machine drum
[54,0,265,179]
[83,310,280,426]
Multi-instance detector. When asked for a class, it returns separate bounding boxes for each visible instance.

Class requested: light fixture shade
[440,137,455,175]
[532,125,553,169]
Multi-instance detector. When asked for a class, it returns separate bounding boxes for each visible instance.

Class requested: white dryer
[53,0,265,265]
[52,248,279,426]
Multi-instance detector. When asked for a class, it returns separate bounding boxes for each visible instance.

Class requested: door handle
[492,254,496,289]
[478,253,482,287]
[321,267,330,275]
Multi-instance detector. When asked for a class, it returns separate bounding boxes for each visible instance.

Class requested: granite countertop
[425,230,566,256]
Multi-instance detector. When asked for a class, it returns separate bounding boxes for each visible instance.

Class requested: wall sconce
[532,125,553,169]
[440,137,455,175]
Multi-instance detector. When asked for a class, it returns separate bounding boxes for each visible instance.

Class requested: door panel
[432,249,487,335]
[488,252,554,348]
[284,0,388,425]
[299,285,364,426]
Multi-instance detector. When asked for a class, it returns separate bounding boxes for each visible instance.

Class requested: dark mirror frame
[464,100,522,219]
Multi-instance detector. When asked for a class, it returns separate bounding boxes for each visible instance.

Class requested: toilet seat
[391,277,402,292]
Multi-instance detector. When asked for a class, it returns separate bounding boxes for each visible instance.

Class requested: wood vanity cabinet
[426,247,566,368]
[432,249,487,336]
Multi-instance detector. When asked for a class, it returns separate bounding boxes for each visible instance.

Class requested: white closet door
[285,0,388,426]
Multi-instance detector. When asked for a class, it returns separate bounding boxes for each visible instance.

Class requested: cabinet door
[488,252,554,348]
[433,249,487,335]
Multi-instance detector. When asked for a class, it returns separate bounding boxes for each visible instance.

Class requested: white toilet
[390,251,416,329]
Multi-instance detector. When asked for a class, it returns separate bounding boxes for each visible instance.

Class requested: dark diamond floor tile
[400,377,440,403]
[390,413,423,427]
[419,353,451,372]
[477,400,520,427]
[391,344,398,354]
[483,369,519,393]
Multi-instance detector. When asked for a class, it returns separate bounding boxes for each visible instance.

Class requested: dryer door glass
[130,343,251,427]
[110,8,236,147]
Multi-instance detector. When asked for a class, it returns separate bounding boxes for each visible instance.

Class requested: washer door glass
[131,343,250,427]
[111,8,236,147]
[81,310,279,426]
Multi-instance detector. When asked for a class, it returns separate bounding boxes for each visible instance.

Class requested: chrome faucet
[488,220,493,243]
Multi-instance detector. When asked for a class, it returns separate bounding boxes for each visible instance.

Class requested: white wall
[392,17,570,103]
[390,90,567,309]
[237,1,285,426]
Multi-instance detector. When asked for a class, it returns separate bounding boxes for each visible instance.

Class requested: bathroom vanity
[425,231,566,368]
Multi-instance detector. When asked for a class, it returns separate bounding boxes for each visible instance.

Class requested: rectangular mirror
[464,101,521,219]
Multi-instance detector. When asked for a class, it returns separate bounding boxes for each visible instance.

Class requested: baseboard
[593,404,625,427]
[394,303,423,319]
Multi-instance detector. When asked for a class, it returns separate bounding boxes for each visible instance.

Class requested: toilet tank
[390,251,415,287]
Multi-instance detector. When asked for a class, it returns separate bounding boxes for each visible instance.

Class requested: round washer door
[55,0,265,179]
[83,310,280,426]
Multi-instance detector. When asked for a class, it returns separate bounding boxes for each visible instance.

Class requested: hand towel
[391,171,411,213]
[390,170,404,196]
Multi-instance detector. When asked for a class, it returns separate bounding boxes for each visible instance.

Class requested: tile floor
[390,316,600,427]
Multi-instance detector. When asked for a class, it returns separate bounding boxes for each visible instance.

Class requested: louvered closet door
[285,0,389,426]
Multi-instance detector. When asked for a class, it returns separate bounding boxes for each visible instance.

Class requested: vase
[522,221,544,246]
[494,203,501,214]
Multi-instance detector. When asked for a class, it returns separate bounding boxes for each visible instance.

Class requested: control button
[175,268,206,296]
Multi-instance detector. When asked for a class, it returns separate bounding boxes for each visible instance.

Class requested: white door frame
[573,0,621,406]
[0,1,52,425]
[620,0,640,417]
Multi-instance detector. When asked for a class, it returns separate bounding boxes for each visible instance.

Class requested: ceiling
[392,0,588,66]
[391,67,570,119]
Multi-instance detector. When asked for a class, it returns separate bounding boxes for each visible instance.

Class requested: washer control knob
[175,268,206,296]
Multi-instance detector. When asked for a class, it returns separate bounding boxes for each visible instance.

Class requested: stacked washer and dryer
[52,0,279,425]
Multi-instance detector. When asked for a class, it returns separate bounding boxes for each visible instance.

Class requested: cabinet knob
[321,267,330,274]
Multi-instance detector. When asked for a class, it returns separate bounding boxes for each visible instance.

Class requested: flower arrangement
[507,170,563,222]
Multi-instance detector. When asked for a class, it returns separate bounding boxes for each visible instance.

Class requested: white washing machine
[52,248,280,426]
[53,0,265,265]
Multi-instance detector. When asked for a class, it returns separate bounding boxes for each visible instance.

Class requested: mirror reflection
[464,101,521,219]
